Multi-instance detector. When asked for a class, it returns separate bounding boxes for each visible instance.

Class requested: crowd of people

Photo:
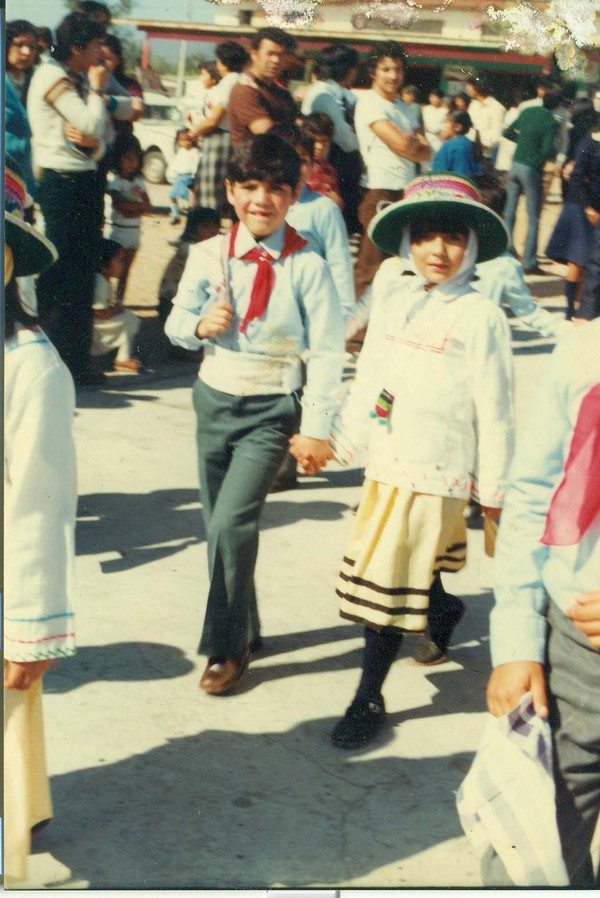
[4,0,600,888]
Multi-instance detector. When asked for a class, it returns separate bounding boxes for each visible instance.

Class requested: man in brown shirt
[228,27,299,146]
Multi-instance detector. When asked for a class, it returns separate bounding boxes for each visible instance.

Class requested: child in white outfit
[302,173,516,749]
[91,239,141,373]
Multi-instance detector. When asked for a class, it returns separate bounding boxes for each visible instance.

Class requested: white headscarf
[398,226,479,299]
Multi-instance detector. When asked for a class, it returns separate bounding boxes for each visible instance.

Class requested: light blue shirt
[301,80,359,153]
[165,221,344,439]
[286,186,356,321]
[475,252,564,339]
[491,319,600,666]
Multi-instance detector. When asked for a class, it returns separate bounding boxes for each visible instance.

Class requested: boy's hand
[566,591,600,649]
[65,124,100,149]
[486,661,549,719]
[195,301,233,339]
[4,659,52,691]
[288,435,332,474]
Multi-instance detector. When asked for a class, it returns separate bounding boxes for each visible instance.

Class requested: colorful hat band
[402,174,481,205]
[5,168,28,220]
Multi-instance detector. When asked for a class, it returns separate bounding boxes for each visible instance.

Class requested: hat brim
[5,212,58,277]
[368,197,509,264]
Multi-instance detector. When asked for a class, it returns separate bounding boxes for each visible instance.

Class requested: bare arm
[189,104,226,139]
[248,116,274,136]
[370,119,431,162]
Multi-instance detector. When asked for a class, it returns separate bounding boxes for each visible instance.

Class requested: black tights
[356,626,403,702]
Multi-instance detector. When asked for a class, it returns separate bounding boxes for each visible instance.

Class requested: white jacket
[334,259,515,506]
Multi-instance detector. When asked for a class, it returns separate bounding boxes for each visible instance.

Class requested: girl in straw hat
[302,172,515,748]
[4,160,77,883]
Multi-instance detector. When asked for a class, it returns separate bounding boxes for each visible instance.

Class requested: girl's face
[119,150,140,178]
[101,45,120,71]
[440,115,454,140]
[429,92,442,107]
[312,135,330,162]
[178,132,194,150]
[8,32,38,73]
[371,56,405,99]
[200,68,217,89]
[410,228,469,283]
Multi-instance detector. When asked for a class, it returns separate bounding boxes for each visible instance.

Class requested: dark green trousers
[193,380,301,660]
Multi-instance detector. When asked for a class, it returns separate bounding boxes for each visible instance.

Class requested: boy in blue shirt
[165,134,344,695]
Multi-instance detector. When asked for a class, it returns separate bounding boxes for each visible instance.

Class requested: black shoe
[413,590,465,665]
[331,695,386,749]
[249,635,263,655]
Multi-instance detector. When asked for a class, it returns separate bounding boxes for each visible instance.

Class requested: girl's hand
[195,301,233,338]
[486,661,549,719]
[289,435,333,474]
[4,660,52,691]
[88,62,109,91]
[65,124,100,149]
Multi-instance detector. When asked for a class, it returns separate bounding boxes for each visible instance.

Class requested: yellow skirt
[4,677,53,883]
[337,480,467,634]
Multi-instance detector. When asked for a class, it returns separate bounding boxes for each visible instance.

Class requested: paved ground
[15,193,569,892]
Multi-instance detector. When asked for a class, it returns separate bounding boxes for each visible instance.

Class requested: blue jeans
[504,161,543,270]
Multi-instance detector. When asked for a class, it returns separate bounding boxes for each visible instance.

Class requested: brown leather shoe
[199,651,250,695]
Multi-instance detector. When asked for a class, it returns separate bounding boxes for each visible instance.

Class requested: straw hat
[369,172,509,263]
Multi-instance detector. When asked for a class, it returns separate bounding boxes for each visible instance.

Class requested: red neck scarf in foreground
[541,382,600,546]
[229,222,307,334]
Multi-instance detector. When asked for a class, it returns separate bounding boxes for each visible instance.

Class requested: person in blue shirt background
[432,110,486,178]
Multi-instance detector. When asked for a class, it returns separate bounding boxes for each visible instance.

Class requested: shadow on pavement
[44,642,195,694]
[33,718,474,889]
[77,490,351,568]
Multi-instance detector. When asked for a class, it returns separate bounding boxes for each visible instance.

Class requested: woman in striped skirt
[189,42,249,219]
[312,173,515,749]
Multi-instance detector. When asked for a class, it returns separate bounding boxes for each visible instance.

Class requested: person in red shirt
[302,112,344,209]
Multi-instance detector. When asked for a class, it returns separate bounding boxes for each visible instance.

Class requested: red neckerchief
[229,221,307,334]
[541,382,600,546]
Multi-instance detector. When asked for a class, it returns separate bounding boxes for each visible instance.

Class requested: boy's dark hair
[302,112,334,141]
[216,40,250,73]
[99,238,124,270]
[53,13,106,62]
[36,26,54,47]
[429,87,443,99]
[367,41,408,75]
[199,61,220,84]
[181,207,221,241]
[72,1,111,24]
[111,133,143,172]
[472,173,506,216]
[467,73,494,97]
[449,109,472,133]
[402,84,420,101]
[227,134,301,190]
[6,20,38,59]
[542,83,564,111]
[313,43,358,83]
[250,27,296,52]
[270,122,315,159]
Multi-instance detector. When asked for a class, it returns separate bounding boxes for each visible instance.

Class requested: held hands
[566,591,600,649]
[288,434,333,475]
[195,300,233,339]
[486,661,549,719]
[4,659,52,691]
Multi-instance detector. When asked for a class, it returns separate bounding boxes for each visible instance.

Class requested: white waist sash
[199,344,302,396]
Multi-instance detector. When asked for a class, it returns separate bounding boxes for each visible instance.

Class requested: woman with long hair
[5,20,39,196]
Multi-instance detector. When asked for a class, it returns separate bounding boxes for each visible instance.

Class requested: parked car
[133,90,192,184]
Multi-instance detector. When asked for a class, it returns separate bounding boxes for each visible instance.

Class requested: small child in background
[158,207,220,323]
[91,238,142,373]
[166,129,201,225]
[301,113,344,209]
[105,134,151,303]
[431,110,486,177]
